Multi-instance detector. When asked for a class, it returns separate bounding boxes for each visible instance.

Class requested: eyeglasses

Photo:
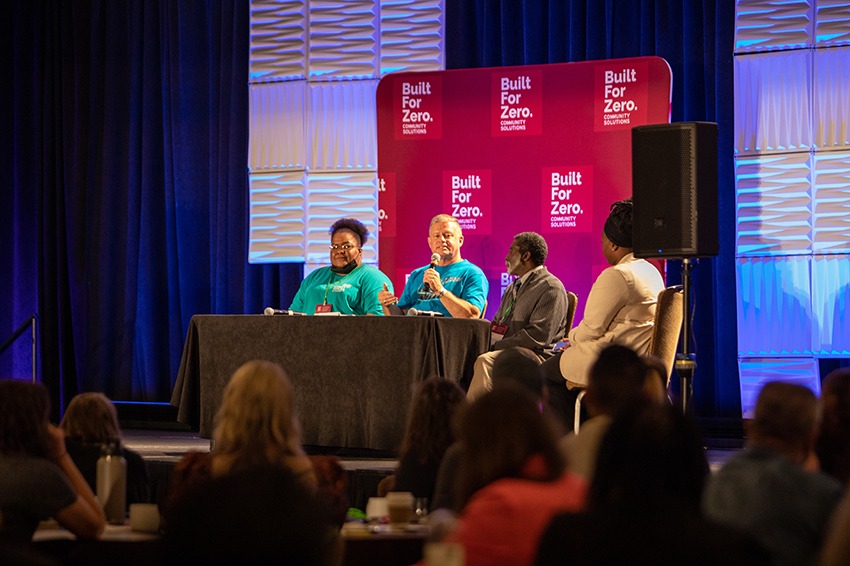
[329,244,359,251]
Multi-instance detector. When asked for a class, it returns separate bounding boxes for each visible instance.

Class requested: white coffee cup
[129,503,160,533]
[365,497,389,520]
[386,491,414,526]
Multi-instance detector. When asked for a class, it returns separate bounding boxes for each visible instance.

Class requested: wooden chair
[574,286,683,432]
[554,292,579,352]
[565,291,578,332]
[647,286,684,387]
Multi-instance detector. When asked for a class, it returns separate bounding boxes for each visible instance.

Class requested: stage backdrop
[376,56,671,321]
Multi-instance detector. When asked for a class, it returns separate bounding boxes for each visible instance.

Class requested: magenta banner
[377,56,671,321]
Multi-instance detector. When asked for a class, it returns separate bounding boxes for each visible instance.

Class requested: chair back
[565,291,578,332]
[648,286,684,385]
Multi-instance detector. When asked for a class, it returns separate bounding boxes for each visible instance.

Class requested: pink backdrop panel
[377,56,672,321]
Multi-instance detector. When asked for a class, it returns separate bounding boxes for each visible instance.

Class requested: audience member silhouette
[536,403,769,565]
[437,385,586,566]
[0,380,105,543]
[430,347,546,512]
[379,377,466,501]
[703,381,842,566]
[560,344,665,481]
[164,466,342,565]
[819,484,850,566]
[60,392,150,505]
[165,361,337,526]
[816,367,850,485]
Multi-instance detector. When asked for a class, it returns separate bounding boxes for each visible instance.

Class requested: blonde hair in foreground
[212,360,306,474]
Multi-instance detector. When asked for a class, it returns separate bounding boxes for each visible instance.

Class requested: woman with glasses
[288,217,393,315]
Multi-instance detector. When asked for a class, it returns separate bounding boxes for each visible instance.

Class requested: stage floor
[122,428,739,472]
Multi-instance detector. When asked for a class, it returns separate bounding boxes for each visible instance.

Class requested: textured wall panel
[308,0,379,79]
[248,171,308,263]
[380,0,445,74]
[813,151,850,253]
[815,0,850,46]
[813,46,850,149]
[249,0,307,82]
[735,51,812,155]
[738,358,820,417]
[735,153,812,255]
[734,0,813,53]
[812,254,850,354]
[307,80,379,171]
[249,82,308,171]
[737,256,813,356]
[304,172,379,265]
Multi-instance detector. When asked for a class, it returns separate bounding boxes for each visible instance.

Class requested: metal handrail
[0,314,38,383]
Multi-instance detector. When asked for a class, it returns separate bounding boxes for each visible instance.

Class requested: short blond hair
[429,214,461,231]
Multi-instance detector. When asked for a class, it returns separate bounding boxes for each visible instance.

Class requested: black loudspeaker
[631,122,719,258]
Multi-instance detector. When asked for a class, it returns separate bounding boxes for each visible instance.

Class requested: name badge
[491,322,507,342]
[315,304,333,314]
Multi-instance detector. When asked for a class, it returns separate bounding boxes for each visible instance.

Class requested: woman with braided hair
[540,199,666,431]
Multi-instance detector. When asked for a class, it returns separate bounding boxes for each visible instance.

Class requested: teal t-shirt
[289,264,393,316]
[398,259,488,317]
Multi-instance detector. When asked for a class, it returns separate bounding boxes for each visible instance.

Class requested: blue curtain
[2,0,739,419]
[445,0,739,418]
[1,0,302,415]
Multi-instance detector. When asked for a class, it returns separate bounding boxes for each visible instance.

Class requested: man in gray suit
[467,232,569,400]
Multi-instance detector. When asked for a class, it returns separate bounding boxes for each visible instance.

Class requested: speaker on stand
[632,121,718,413]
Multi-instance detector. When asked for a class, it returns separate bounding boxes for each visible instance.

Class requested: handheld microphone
[263,307,304,316]
[407,308,444,317]
[422,253,441,292]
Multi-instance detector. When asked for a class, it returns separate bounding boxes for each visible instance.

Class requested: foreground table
[171,315,490,451]
[342,523,427,566]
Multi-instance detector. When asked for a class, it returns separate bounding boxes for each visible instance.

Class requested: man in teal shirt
[289,218,392,316]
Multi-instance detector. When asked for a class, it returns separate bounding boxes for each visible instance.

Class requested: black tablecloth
[170,315,491,451]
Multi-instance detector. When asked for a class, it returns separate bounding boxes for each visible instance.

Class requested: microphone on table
[421,253,441,292]
[263,307,304,316]
[407,308,444,317]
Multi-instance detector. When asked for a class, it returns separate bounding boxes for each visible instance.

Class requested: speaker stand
[675,258,696,413]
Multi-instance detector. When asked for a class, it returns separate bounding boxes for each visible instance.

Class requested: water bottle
[96,440,127,524]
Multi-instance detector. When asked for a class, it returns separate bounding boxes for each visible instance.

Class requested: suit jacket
[491,266,568,359]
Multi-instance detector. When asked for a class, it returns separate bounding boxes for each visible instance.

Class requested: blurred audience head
[399,377,466,465]
[0,379,51,458]
[590,403,708,510]
[455,384,564,509]
[640,354,670,404]
[60,392,122,444]
[587,345,666,418]
[491,346,545,401]
[817,367,850,484]
[748,381,818,463]
[213,360,305,473]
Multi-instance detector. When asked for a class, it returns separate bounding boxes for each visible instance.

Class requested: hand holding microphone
[422,252,442,292]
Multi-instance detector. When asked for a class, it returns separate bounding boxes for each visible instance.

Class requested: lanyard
[496,279,521,324]
[322,271,337,305]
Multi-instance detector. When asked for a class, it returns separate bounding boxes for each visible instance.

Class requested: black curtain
[1,0,302,415]
[446,0,739,418]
